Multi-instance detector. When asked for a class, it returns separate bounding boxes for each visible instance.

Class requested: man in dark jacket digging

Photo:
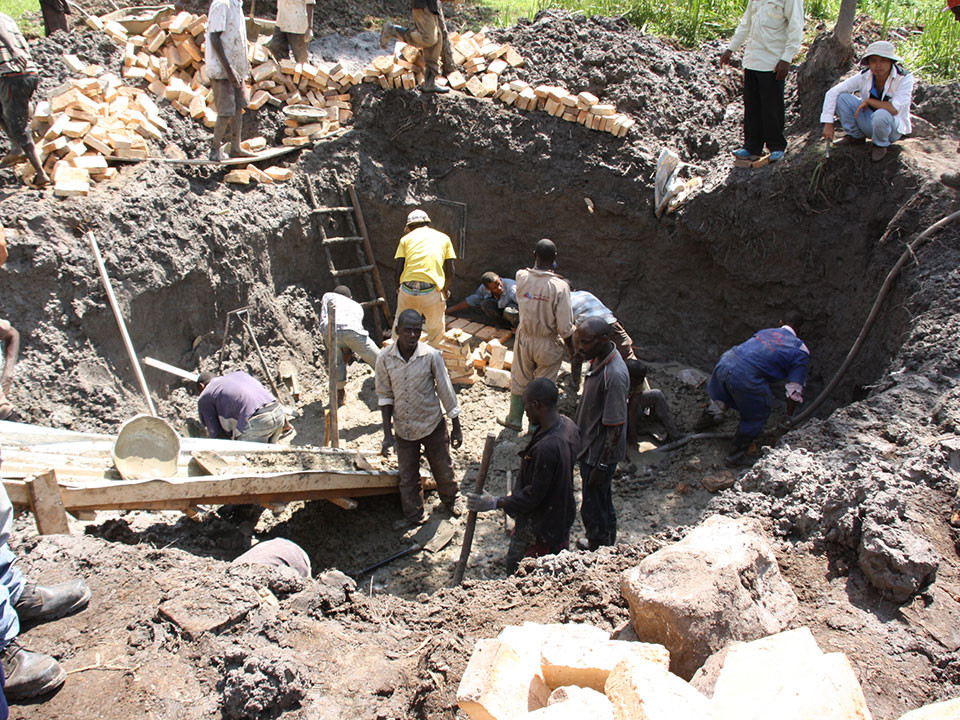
[467,378,579,574]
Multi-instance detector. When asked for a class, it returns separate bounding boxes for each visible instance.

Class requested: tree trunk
[835,0,857,48]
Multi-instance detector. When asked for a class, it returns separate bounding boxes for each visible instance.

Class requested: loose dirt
[2,7,960,720]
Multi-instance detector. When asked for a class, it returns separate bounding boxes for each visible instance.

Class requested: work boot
[14,579,91,624]
[871,146,888,162]
[497,393,524,432]
[421,68,449,94]
[379,22,408,49]
[1,641,66,699]
[724,431,754,467]
[941,171,960,190]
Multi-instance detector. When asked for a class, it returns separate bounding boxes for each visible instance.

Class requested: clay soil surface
[2,6,960,720]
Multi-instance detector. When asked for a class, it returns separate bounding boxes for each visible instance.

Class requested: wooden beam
[327,497,358,510]
[326,300,339,448]
[26,471,71,535]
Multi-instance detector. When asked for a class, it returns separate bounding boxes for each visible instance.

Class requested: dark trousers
[580,461,617,547]
[743,69,786,155]
[480,298,519,328]
[504,518,569,575]
[396,420,459,522]
[40,0,69,35]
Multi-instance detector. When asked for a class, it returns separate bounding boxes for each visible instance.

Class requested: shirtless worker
[467,378,579,574]
[205,0,256,161]
[500,239,575,431]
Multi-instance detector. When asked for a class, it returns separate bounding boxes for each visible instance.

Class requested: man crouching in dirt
[379,0,449,93]
[467,378,579,574]
[376,310,464,531]
[626,360,682,446]
[205,0,256,161]
[197,371,287,443]
[700,315,810,466]
[0,13,50,186]
[0,456,91,702]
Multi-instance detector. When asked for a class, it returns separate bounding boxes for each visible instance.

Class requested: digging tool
[353,524,456,578]
[452,432,496,586]
[825,138,832,159]
[85,232,157,417]
[144,357,199,383]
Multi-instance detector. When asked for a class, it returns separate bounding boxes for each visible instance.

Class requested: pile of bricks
[21,70,166,194]
[94,9,355,136]
[440,328,478,386]
[363,30,635,138]
[439,317,515,388]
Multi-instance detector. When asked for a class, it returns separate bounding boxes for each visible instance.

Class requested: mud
[2,7,960,720]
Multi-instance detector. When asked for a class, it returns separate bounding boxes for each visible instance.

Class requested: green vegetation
[0,0,43,37]
[479,0,960,81]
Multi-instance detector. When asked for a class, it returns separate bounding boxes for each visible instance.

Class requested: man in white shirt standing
[319,286,380,406]
[268,0,314,64]
[720,0,804,163]
[205,0,255,161]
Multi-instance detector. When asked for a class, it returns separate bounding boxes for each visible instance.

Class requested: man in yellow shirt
[393,209,456,347]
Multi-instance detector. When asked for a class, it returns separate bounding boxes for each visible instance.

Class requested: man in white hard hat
[393,209,456,348]
[821,40,914,162]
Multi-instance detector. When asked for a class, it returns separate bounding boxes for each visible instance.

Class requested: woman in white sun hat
[820,40,915,162]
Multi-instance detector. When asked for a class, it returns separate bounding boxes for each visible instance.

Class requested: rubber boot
[941,171,960,190]
[497,393,523,432]
[379,22,408,49]
[421,67,449,93]
[724,431,754,467]
[1,641,66,699]
[14,579,91,624]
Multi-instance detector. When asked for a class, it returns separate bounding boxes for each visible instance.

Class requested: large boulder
[858,518,939,602]
[620,515,798,679]
[710,628,872,720]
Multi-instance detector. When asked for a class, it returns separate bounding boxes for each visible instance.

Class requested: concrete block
[457,630,550,720]
[483,367,511,389]
[897,697,960,720]
[541,637,669,692]
[604,656,712,720]
[526,686,613,719]
[711,628,872,720]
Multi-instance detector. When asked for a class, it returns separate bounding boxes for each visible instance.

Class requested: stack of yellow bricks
[440,328,478,386]
[362,30,635,139]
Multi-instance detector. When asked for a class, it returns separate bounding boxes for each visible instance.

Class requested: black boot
[421,68,449,93]
[724,431,754,466]
[1,641,66,699]
[14,579,91,624]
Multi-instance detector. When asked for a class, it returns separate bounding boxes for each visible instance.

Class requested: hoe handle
[452,432,496,586]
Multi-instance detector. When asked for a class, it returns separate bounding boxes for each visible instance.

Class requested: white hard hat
[406,209,430,226]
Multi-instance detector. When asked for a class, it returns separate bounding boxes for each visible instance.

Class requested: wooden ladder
[306,181,392,342]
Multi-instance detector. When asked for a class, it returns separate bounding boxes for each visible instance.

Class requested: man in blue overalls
[704,316,810,465]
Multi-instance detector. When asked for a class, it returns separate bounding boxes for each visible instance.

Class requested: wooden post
[85,232,157,416]
[326,300,339,448]
[503,470,514,534]
[452,432,496,586]
[26,470,71,535]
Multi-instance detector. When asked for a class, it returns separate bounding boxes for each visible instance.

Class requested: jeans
[236,402,286,443]
[835,92,901,147]
[579,461,618,547]
[0,483,24,650]
[336,329,380,389]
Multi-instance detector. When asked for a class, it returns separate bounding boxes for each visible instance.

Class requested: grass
[478,0,960,82]
[0,0,43,38]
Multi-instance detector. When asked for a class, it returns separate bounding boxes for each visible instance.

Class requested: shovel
[352,524,456,578]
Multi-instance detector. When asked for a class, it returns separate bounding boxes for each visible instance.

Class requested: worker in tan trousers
[500,239,574,431]
[393,209,456,348]
[379,0,449,93]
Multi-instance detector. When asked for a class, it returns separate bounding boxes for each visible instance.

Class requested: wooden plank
[26,471,71,535]
[327,497,358,510]
[190,450,229,475]
[106,145,300,166]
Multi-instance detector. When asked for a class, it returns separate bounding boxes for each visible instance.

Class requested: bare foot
[228,145,257,159]
[34,170,50,187]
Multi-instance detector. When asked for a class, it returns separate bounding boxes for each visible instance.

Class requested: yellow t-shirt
[395,226,456,289]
